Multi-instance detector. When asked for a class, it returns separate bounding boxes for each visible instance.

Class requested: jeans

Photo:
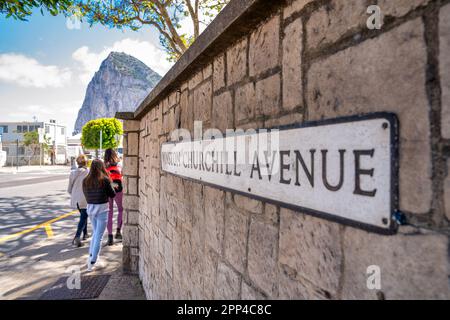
[108,191,123,235]
[87,203,108,264]
[75,204,88,238]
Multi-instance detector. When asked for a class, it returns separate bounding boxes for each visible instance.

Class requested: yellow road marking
[44,225,54,238]
[0,210,77,244]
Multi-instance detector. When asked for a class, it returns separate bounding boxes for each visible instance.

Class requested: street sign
[38,128,45,144]
[161,113,399,234]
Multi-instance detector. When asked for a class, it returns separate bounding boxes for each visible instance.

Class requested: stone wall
[118,0,450,299]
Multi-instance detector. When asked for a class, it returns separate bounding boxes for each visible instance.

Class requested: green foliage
[77,0,229,60]
[0,0,74,20]
[23,130,51,156]
[81,118,123,150]
[23,131,39,146]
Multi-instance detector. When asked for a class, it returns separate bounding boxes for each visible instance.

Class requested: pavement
[0,165,145,300]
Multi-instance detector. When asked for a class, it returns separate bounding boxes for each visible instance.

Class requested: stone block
[123,156,138,176]
[249,15,280,76]
[215,262,240,299]
[248,218,278,297]
[212,91,233,132]
[264,112,303,128]
[123,119,140,132]
[440,4,450,139]
[279,208,342,294]
[127,177,138,195]
[193,81,212,122]
[256,73,281,117]
[213,54,226,91]
[234,194,262,214]
[189,70,203,90]
[180,90,193,134]
[204,186,225,253]
[283,0,313,18]
[264,203,278,225]
[127,210,139,225]
[241,281,266,300]
[445,160,450,220]
[227,38,248,85]
[378,0,431,18]
[342,227,449,299]
[203,63,213,79]
[164,236,173,278]
[307,0,370,49]
[282,18,303,111]
[123,195,139,211]
[123,225,139,247]
[127,132,139,156]
[224,206,249,273]
[235,82,256,123]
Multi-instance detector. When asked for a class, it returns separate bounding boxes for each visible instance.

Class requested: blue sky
[0,9,179,133]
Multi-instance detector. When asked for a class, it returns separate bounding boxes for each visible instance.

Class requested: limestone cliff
[73,52,161,134]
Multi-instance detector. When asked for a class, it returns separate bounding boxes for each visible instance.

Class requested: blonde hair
[76,154,87,167]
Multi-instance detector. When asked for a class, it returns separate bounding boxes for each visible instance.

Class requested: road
[0,166,77,255]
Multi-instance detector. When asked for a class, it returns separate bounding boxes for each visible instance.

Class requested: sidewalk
[0,165,71,175]
[0,231,145,300]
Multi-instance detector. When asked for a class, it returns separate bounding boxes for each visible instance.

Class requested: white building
[0,120,67,166]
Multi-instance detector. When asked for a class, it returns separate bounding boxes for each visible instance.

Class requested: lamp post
[99,130,103,160]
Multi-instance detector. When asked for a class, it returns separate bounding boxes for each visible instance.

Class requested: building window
[45,125,50,134]
[0,125,7,134]
[61,127,65,135]
[17,125,22,133]
[23,125,28,133]
[18,147,25,155]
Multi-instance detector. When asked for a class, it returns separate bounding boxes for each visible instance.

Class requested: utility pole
[99,130,103,160]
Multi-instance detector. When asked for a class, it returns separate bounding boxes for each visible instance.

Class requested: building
[0,120,67,166]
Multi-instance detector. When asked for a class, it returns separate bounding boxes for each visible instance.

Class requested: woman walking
[83,159,116,271]
[104,149,124,246]
[67,154,89,247]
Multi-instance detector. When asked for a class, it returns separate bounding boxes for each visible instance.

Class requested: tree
[81,118,123,150]
[76,0,229,61]
[23,130,51,164]
[0,0,74,20]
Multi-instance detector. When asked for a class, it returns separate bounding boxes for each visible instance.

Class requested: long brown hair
[104,148,120,167]
[83,159,110,189]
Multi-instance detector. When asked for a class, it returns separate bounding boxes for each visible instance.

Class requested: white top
[67,167,89,209]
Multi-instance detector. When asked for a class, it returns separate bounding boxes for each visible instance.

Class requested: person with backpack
[83,159,116,271]
[67,154,89,247]
[104,148,124,246]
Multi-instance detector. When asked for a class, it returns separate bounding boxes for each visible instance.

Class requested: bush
[81,118,123,150]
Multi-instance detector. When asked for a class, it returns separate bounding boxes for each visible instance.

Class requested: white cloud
[72,38,174,84]
[178,12,208,38]
[6,100,82,133]
[0,53,71,88]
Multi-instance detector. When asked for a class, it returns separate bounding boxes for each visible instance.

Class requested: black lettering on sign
[321,149,345,192]
[279,150,291,185]
[353,149,377,197]
[294,149,315,187]
[250,153,262,180]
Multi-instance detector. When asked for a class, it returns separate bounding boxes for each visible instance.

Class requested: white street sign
[38,128,45,144]
[161,114,399,233]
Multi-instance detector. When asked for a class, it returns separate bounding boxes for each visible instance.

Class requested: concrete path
[0,165,145,300]
[0,228,145,300]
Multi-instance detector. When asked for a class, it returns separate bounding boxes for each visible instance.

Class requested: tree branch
[184,0,199,38]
